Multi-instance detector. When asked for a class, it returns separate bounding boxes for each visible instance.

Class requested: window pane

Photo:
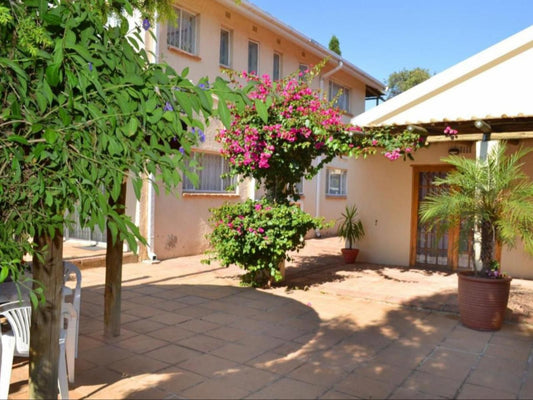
[329,81,350,112]
[273,53,280,80]
[248,41,258,73]
[167,8,197,54]
[184,153,235,192]
[326,169,347,196]
[220,29,230,66]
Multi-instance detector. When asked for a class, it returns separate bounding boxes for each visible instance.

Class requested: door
[410,165,473,270]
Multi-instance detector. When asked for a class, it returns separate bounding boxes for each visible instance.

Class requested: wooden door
[410,165,473,270]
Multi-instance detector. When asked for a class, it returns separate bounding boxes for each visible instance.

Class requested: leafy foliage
[204,199,325,287]
[0,0,243,286]
[419,142,533,275]
[386,67,431,99]
[328,35,341,55]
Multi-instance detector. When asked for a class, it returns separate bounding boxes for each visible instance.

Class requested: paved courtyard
[8,237,533,399]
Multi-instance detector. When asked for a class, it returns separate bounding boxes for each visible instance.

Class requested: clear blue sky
[251,0,533,85]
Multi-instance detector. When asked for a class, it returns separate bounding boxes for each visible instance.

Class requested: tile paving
[7,237,533,399]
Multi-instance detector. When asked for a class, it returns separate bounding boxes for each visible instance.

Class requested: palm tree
[419,142,533,275]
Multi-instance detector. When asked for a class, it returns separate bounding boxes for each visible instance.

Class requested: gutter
[314,61,344,237]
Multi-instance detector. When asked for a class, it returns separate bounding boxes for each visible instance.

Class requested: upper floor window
[219,28,231,67]
[183,152,235,193]
[298,63,309,79]
[326,168,347,196]
[167,8,197,54]
[273,52,281,80]
[248,41,259,74]
[329,81,350,113]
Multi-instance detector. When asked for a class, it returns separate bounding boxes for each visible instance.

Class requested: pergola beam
[426,131,533,143]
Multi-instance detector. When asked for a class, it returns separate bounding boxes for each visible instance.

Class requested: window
[326,168,347,196]
[294,178,304,195]
[298,63,308,79]
[167,8,197,54]
[183,153,235,193]
[329,81,350,113]
[248,41,259,73]
[273,52,281,80]
[219,28,231,67]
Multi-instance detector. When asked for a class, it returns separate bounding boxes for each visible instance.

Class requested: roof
[218,0,385,95]
[352,25,533,133]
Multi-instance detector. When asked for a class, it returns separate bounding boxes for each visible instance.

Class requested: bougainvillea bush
[204,199,325,287]
[217,65,424,202]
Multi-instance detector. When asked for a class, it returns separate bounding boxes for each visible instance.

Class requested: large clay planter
[341,248,359,264]
[457,271,512,331]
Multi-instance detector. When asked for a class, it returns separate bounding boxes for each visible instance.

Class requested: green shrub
[204,199,325,287]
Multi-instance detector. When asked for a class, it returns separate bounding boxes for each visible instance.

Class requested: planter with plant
[338,205,365,264]
[419,142,533,330]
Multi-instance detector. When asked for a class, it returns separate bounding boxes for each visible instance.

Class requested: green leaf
[125,118,138,136]
[175,91,192,117]
[43,128,59,144]
[0,267,8,283]
[217,98,231,128]
[254,99,268,123]
[7,135,28,145]
[45,63,61,87]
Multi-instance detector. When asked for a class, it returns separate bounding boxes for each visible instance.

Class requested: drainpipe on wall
[144,17,159,263]
[314,60,344,237]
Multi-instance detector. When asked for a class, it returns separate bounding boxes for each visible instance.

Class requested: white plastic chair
[0,300,69,399]
[62,262,81,383]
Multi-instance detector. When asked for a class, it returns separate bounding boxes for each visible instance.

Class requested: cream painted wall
[346,143,460,265]
[500,139,533,279]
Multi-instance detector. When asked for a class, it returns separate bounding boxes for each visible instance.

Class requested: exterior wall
[149,0,376,259]
[501,139,533,279]
[346,142,463,265]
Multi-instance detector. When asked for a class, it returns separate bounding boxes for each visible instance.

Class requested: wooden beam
[426,131,533,143]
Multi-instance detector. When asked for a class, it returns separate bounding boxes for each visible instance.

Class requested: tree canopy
[386,67,431,99]
[328,35,341,55]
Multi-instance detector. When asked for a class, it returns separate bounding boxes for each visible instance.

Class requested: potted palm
[338,204,365,264]
[419,142,533,331]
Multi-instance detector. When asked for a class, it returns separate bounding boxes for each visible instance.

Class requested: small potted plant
[338,204,365,264]
[419,142,533,331]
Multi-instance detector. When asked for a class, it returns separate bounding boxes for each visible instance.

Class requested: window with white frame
[293,178,304,195]
[167,8,197,54]
[328,81,350,113]
[183,152,235,193]
[326,168,347,196]
[248,41,259,73]
[273,52,281,80]
[219,28,231,67]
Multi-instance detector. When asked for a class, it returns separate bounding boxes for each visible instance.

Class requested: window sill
[183,192,239,199]
[326,194,347,199]
[167,46,202,61]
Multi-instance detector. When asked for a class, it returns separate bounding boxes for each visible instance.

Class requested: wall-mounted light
[407,125,428,135]
[474,120,492,141]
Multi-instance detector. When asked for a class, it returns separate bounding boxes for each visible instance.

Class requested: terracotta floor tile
[147,310,193,325]
[114,333,169,354]
[180,378,251,399]
[457,383,515,399]
[246,377,326,399]
[122,317,169,335]
[177,333,226,353]
[247,351,306,375]
[145,343,202,364]
[354,360,413,385]
[401,370,463,398]
[467,355,524,393]
[148,365,206,393]
[80,344,136,365]
[418,347,479,380]
[178,353,241,377]
[107,354,171,375]
[334,372,397,399]
[288,362,346,387]
[147,324,196,342]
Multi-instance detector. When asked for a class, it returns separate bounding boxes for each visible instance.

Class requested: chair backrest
[63,262,81,309]
[0,300,31,356]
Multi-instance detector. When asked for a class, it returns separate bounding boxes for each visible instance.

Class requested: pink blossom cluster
[444,126,458,136]
[384,148,402,161]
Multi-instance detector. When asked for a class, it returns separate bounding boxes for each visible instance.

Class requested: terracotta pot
[341,248,359,264]
[457,271,512,331]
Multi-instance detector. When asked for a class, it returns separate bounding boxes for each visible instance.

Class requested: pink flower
[255,204,262,211]
[372,139,378,146]
[257,227,265,233]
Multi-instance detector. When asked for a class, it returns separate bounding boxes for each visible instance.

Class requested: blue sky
[251,0,532,85]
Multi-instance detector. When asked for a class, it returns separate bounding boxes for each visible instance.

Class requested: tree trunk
[480,220,495,271]
[29,229,64,399]
[104,178,127,337]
